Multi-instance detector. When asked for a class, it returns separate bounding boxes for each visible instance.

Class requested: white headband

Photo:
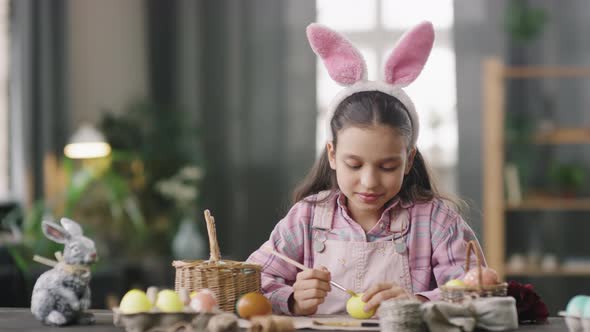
[306,21,435,147]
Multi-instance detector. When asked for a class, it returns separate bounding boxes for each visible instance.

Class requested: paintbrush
[262,246,357,297]
[312,320,379,328]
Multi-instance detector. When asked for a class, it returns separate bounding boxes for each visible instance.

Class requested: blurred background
[0,0,588,314]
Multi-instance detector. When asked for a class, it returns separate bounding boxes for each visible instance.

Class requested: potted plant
[549,162,587,197]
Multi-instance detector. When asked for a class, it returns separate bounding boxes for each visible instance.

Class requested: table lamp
[63,124,111,159]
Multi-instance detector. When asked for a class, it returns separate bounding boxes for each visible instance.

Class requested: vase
[172,216,206,260]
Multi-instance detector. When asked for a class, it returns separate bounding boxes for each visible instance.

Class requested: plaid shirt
[246,191,483,314]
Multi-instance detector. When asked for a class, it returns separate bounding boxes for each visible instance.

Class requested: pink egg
[463,267,499,287]
[189,291,218,312]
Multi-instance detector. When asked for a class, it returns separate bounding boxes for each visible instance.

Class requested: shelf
[483,57,590,281]
[533,128,590,144]
[506,266,590,277]
[504,66,590,78]
[506,195,590,211]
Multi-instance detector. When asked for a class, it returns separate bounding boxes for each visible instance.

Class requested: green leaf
[6,247,30,273]
[505,0,548,43]
[64,169,95,215]
[123,196,146,233]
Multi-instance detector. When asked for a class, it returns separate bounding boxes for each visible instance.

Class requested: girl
[247,21,484,316]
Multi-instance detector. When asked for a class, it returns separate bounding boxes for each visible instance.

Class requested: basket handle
[464,240,483,291]
[204,209,221,262]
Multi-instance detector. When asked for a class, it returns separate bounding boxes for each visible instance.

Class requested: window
[316,0,457,193]
[0,0,9,199]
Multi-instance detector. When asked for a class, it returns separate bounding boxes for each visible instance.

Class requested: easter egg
[463,267,499,287]
[190,290,218,312]
[346,293,376,319]
[190,291,199,298]
[155,289,184,313]
[146,286,159,305]
[178,288,191,305]
[236,292,272,319]
[582,297,590,318]
[566,295,590,317]
[445,279,466,287]
[119,289,153,314]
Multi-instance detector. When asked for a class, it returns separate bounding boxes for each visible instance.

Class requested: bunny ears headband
[306,21,435,147]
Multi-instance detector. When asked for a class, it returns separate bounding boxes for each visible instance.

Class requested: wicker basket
[172,210,261,312]
[441,240,507,303]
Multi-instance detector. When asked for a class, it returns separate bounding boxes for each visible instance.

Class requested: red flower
[507,281,549,323]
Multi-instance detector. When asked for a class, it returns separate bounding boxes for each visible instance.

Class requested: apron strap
[390,208,411,255]
[311,190,336,231]
[390,208,410,233]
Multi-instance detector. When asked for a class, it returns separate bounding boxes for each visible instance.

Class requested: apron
[311,199,413,314]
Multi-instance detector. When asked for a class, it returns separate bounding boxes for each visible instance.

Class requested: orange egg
[236,292,272,319]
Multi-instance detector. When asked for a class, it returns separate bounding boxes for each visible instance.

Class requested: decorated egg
[146,286,159,305]
[178,288,191,305]
[346,293,375,319]
[566,295,590,317]
[445,279,466,287]
[583,297,590,318]
[236,292,272,319]
[190,289,218,312]
[463,267,499,287]
[119,289,153,314]
[155,289,184,313]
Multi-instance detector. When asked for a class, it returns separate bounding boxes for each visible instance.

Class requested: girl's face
[327,124,416,220]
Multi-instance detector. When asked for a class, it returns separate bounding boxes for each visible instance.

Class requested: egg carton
[113,308,216,332]
[559,312,590,332]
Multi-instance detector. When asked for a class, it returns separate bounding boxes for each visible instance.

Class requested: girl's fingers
[293,288,328,302]
[298,297,325,309]
[364,288,409,311]
[294,268,332,293]
[361,282,394,302]
[296,268,331,283]
[292,266,333,313]
[293,278,331,292]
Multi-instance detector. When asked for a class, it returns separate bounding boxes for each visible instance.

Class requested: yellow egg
[119,289,153,314]
[190,291,199,299]
[155,289,184,313]
[445,279,466,287]
[346,293,375,319]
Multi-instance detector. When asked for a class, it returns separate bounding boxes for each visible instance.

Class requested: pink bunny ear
[42,221,69,243]
[384,21,435,86]
[306,23,367,86]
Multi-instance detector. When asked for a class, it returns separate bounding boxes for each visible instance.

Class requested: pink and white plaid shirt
[246,191,484,314]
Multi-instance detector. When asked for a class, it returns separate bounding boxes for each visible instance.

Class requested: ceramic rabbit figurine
[30,218,98,326]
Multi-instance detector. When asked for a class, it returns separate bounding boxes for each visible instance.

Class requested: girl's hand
[289,267,331,315]
[361,282,417,312]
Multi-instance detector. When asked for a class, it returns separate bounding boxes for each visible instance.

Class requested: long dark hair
[293,91,465,213]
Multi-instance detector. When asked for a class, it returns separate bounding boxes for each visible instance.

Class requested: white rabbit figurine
[30,218,98,326]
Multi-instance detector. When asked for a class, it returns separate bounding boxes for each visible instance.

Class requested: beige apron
[311,201,412,314]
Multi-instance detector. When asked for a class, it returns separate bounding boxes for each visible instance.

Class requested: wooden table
[0,308,568,331]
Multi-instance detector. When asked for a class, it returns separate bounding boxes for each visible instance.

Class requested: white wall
[67,0,148,128]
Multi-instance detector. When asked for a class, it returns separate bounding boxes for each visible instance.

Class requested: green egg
[583,298,590,318]
[566,295,589,317]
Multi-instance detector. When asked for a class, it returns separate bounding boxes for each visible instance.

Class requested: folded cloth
[422,297,518,332]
